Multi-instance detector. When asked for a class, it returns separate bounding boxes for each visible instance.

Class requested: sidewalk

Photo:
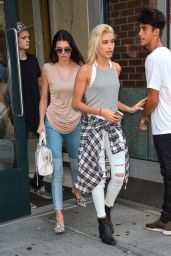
[0,197,170,256]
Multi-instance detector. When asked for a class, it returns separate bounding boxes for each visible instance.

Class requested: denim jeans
[45,118,81,210]
[153,133,171,223]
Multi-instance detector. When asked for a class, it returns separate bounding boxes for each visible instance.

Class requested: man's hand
[139,116,148,132]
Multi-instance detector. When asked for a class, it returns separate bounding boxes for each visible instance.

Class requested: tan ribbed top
[43,62,81,133]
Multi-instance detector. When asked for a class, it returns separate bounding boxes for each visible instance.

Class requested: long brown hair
[49,29,85,65]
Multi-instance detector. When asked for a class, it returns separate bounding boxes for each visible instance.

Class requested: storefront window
[0,2,15,170]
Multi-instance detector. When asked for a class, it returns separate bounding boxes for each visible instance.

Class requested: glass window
[0,1,15,170]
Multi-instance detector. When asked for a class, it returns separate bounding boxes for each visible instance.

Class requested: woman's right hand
[37,122,46,135]
[101,109,123,123]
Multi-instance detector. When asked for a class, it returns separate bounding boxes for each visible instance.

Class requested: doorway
[0,0,30,223]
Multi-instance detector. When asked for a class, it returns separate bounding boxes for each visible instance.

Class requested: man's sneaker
[30,202,37,209]
[162,221,171,235]
[34,186,52,199]
[146,218,167,232]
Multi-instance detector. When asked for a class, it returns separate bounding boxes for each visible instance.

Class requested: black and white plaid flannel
[75,114,129,194]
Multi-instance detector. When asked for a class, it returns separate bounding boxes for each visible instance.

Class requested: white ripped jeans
[92,129,125,218]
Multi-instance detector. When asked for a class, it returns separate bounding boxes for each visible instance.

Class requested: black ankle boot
[105,205,114,234]
[97,217,116,246]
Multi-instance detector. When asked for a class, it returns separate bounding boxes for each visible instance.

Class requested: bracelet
[99,108,102,116]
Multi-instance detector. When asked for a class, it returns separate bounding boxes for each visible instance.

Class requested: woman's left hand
[130,98,147,113]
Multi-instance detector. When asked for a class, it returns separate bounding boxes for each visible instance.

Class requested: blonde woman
[72,24,145,245]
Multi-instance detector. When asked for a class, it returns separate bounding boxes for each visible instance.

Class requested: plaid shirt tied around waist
[75,114,129,194]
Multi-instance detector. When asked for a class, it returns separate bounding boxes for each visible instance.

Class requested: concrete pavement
[0,197,171,256]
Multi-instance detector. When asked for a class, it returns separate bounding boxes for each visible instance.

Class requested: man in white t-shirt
[138,7,171,235]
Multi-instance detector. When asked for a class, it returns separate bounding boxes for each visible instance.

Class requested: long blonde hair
[87,24,114,64]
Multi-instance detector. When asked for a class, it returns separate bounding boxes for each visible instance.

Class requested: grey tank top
[84,63,120,112]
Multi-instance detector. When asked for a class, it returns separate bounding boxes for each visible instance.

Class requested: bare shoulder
[77,63,92,79]
[112,62,121,76]
[42,62,53,72]
[79,63,92,73]
[43,62,53,68]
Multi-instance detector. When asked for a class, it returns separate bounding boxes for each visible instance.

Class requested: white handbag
[35,132,53,179]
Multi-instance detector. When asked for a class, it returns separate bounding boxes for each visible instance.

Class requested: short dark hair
[49,29,85,65]
[137,7,166,36]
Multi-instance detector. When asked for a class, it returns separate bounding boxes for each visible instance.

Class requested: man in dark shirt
[17,21,51,200]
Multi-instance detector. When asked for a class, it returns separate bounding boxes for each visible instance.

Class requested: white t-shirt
[145,47,171,135]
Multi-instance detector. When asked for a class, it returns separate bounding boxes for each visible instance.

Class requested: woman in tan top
[37,30,85,234]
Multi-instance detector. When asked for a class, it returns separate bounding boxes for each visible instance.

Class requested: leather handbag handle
[39,132,46,146]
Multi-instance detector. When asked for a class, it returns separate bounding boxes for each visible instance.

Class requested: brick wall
[106,0,157,88]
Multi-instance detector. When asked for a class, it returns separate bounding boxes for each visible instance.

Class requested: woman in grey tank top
[72,24,146,246]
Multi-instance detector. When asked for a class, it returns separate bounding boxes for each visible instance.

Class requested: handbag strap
[36,131,46,186]
[38,132,46,146]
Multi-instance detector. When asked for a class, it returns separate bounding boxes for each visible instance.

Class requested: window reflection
[0,2,15,170]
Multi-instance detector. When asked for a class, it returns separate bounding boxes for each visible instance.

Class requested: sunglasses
[55,47,72,54]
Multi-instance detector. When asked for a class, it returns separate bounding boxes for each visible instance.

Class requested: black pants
[153,133,171,223]
[26,127,44,189]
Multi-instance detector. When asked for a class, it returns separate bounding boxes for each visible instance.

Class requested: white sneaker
[30,202,37,209]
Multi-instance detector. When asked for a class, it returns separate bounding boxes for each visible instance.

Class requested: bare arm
[118,101,132,113]
[114,62,146,114]
[72,65,122,123]
[38,77,41,92]
[37,67,49,134]
[139,88,159,131]
[118,98,146,113]
[72,65,99,115]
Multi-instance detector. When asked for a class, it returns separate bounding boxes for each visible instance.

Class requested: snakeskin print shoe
[72,187,86,207]
[54,223,65,234]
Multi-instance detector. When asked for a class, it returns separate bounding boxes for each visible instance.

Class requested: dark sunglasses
[55,47,72,54]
